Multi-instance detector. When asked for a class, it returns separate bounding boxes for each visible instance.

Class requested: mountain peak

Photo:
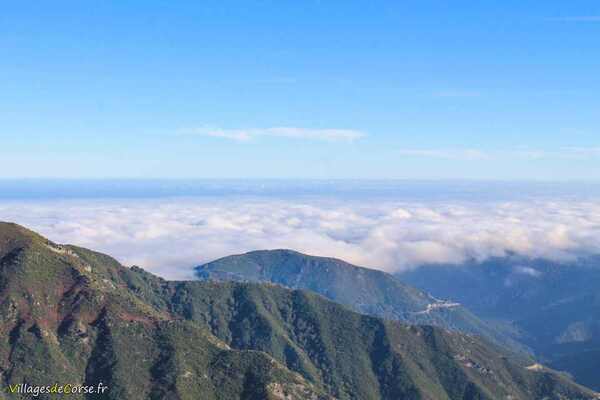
[197,248,532,353]
[210,248,384,277]
[241,248,354,263]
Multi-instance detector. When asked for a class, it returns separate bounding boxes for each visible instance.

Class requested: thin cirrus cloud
[190,126,366,142]
[2,197,600,280]
[562,147,600,159]
[515,147,600,160]
[397,147,600,161]
[547,16,600,22]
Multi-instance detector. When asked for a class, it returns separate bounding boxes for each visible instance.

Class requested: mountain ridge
[196,249,527,353]
[1,222,597,399]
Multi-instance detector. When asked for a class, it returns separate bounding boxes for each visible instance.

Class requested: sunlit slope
[0,222,325,400]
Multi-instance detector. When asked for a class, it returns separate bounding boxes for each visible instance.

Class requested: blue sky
[1,1,599,180]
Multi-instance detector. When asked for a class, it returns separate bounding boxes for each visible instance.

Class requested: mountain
[195,249,525,352]
[0,222,325,400]
[1,222,598,399]
[398,256,600,391]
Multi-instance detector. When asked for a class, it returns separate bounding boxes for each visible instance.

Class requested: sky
[1,1,600,180]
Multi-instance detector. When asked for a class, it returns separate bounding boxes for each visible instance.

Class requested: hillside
[195,249,525,352]
[0,222,324,400]
[0,222,598,399]
[399,256,600,391]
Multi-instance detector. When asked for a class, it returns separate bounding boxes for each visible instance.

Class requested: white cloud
[190,126,366,142]
[397,149,490,160]
[513,266,542,278]
[204,130,253,141]
[433,90,481,98]
[2,197,600,280]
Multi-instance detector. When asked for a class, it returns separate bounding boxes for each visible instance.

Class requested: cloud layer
[2,197,600,279]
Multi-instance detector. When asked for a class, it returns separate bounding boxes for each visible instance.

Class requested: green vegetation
[0,222,598,399]
[196,250,526,352]
[400,257,600,390]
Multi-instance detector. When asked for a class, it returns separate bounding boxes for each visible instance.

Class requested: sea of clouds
[2,195,600,279]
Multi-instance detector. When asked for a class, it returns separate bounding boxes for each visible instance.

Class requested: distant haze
[2,180,600,279]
